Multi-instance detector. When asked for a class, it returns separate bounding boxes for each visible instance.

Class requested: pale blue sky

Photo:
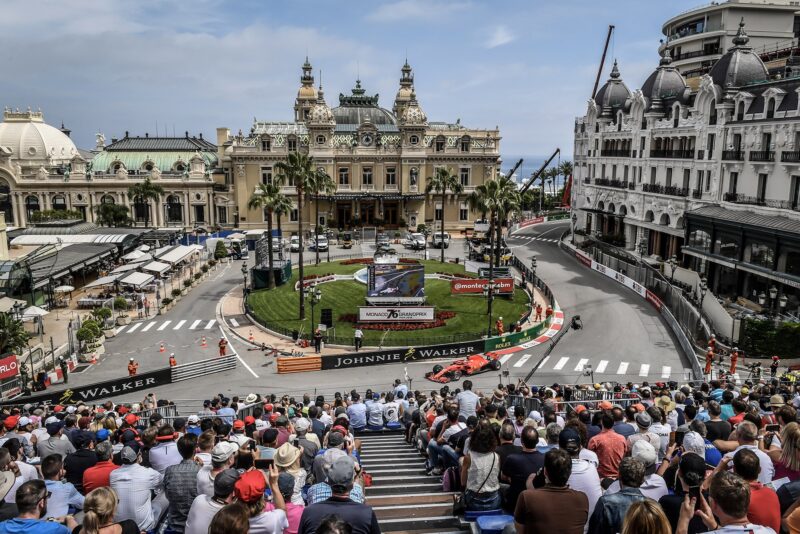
[0,0,704,159]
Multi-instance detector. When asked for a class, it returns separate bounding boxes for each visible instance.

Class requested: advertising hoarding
[367,264,425,298]
[450,278,514,295]
[358,306,435,322]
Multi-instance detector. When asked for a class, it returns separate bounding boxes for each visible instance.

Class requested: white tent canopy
[141,261,170,275]
[111,264,139,274]
[118,272,154,288]
[122,250,151,261]
[156,245,196,265]
[84,275,121,289]
[0,297,27,314]
[22,305,49,318]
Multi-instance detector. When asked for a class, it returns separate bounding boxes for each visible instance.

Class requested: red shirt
[588,429,627,479]
[747,481,781,533]
[82,460,119,494]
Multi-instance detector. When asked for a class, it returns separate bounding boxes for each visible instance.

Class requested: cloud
[366,0,471,22]
[485,25,515,49]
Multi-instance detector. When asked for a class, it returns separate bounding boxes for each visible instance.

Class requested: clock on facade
[361,133,373,146]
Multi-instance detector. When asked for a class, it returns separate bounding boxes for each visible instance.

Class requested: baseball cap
[17,417,31,427]
[635,412,652,429]
[3,416,19,430]
[234,470,267,503]
[124,414,139,426]
[96,429,110,442]
[187,415,199,424]
[327,455,355,491]
[117,406,129,415]
[66,406,76,414]
[120,444,141,464]
[213,468,241,498]
[528,410,543,423]
[573,405,586,415]
[45,421,64,435]
[558,428,582,453]
[294,418,311,432]
[682,431,706,458]
[53,405,64,413]
[211,441,239,463]
[598,401,613,410]
[232,420,245,430]
[263,403,274,412]
[244,416,255,426]
[631,440,657,466]
[74,430,95,448]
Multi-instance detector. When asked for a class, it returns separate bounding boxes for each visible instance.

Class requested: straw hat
[274,443,301,468]
[656,395,676,413]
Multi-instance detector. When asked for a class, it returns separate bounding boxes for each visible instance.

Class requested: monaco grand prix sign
[450,278,514,295]
[358,306,435,322]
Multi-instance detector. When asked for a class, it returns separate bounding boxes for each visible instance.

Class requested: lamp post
[241,263,248,295]
[668,255,678,285]
[699,277,708,307]
[571,213,577,245]
[306,284,322,332]
[638,237,648,260]
[156,288,161,315]
[769,285,778,315]
[483,281,497,337]
[530,257,537,284]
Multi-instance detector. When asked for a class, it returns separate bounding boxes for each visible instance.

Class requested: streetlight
[638,238,648,260]
[306,284,322,332]
[571,213,578,244]
[530,257,537,283]
[483,281,497,337]
[668,255,678,285]
[699,277,708,307]
[769,285,778,314]
[241,263,248,295]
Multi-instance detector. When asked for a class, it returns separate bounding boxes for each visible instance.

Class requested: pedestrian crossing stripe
[493,351,678,379]
[596,360,609,373]
[117,319,216,334]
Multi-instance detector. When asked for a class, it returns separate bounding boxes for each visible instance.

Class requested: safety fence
[170,354,237,383]
[505,391,642,418]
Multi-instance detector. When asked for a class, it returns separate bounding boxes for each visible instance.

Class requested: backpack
[441,466,463,493]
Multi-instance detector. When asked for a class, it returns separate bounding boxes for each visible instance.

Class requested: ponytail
[82,509,101,534]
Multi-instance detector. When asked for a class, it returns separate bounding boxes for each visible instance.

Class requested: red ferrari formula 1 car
[425,352,502,383]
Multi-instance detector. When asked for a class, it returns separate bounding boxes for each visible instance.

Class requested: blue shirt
[346,403,368,429]
[0,518,71,534]
[43,479,84,518]
[720,404,734,421]
[217,407,236,424]
[704,439,722,467]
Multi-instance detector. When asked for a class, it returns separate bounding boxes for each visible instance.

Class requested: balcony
[692,189,702,199]
[749,150,774,162]
[722,150,744,161]
[337,183,351,191]
[671,47,721,61]
[642,183,689,197]
[212,183,230,192]
[696,150,704,160]
[649,149,695,159]
[593,178,628,189]
[723,192,795,209]
[781,151,800,163]
[583,178,591,184]
[600,149,632,158]
[628,182,636,190]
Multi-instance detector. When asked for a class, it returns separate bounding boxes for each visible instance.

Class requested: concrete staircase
[359,431,469,533]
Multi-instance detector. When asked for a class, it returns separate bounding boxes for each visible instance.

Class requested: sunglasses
[39,491,52,502]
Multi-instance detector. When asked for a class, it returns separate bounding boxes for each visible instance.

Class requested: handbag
[453,452,496,516]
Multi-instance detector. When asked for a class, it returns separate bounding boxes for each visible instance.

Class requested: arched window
[25,195,40,218]
[166,194,183,223]
[101,194,115,205]
[708,99,717,125]
[142,161,154,172]
[736,101,745,121]
[52,195,67,211]
[175,161,186,173]
[766,98,776,119]
[673,106,680,128]
[0,178,12,224]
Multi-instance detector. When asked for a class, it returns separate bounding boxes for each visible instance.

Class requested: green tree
[425,167,464,263]
[0,313,30,356]
[248,183,290,289]
[214,240,228,260]
[308,169,336,265]
[467,176,519,269]
[273,192,293,244]
[127,177,165,228]
[274,152,320,319]
[94,203,131,227]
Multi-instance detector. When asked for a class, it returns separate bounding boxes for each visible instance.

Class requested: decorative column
[14,193,24,227]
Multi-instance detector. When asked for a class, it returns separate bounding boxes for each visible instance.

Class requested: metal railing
[722,150,744,161]
[641,183,689,197]
[749,150,774,162]
[649,149,695,159]
[171,354,237,383]
[782,151,800,163]
[722,193,795,210]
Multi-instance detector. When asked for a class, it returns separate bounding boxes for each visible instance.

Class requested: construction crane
[504,158,523,183]
[519,148,560,196]
[591,25,615,99]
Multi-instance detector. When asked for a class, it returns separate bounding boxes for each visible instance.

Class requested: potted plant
[114,297,131,326]
[171,288,182,301]
[201,265,209,275]
[194,272,202,285]
[208,259,217,269]
[92,307,115,337]
[161,297,173,310]
[77,319,104,360]
[214,240,228,263]
[182,278,192,294]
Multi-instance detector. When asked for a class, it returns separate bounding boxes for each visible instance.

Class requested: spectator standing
[502,427,544,513]
[647,407,671,460]
[514,449,589,534]
[294,419,320,472]
[768,422,800,481]
[0,480,78,533]
[40,454,84,519]
[496,423,522,472]
[456,381,479,420]
[461,422,501,512]
[626,412,660,453]
[235,468,288,534]
[109,444,164,532]
[194,430,215,466]
[559,427,602,520]
[63,431,97,495]
[704,401,732,443]
[279,471,303,534]
[722,421,775,484]
[197,441,238,497]
[353,327,363,351]
[81,440,118,495]
[298,455,379,534]
[258,429,279,461]
[605,441,667,501]
[148,425,183,475]
[621,500,671,534]
[275,443,307,506]
[2,440,38,505]
[36,421,75,460]
[73,487,140,534]
[658,452,708,534]
[208,502,250,534]
[185,468,240,534]
[163,434,201,533]
[0,464,18,521]
[731,449,780,533]
[588,458,648,534]
[611,407,635,439]
[588,414,627,482]
[217,399,236,425]
[536,423,561,455]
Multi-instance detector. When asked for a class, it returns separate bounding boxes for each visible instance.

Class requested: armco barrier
[170,355,237,383]
[277,355,322,373]
[319,340,485,371]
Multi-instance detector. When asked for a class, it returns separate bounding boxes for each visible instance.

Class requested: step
[371,474,435,483]
[378,515,465,533]
[361,443,414,450]
[366,482,443,496]
[362,451,421,458]
[365,467,428,475]
[366,492,458,506]
[374,502,453,520]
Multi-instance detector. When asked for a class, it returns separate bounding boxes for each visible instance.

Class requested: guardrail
[171,354,237,383]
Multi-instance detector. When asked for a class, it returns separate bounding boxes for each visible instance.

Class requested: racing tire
[432,364,443,374]
[451,370,462,381]
[490,359,501,370]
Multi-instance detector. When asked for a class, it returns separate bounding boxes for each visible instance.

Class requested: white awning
[118,271,154,288]
[156,245,196,265]
[111,264,139,274]
[245,230,268,236]
[141,261,171,275]
[10,234,131,245]
[126,253,153,264]
[0,297,27,314]
[227,233,246,239]
[122,250,149,261]
[84,275,121,289]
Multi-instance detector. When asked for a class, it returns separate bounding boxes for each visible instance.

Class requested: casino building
[215,59,502,232]
[573,19,800,312]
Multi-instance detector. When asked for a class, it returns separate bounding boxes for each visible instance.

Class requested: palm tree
[426,167,464,263]
[274,152,318,320]
[127,177,164,228]
[467,176,518,269]
[0,313,30,356]
[559,160,573,206]
[308,169,336,265]
[495,178,521,265]
[248,183,289,289]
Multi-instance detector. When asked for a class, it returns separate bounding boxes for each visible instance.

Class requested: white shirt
[569,458,602,530]
[5,460,39,503]
[195,452,212,466]
[724,445,775,484]
[649,422,671,460]
[184,494,225,534]
[148,441,183,474]
[196,465,216,497]
[706,525,776,534]
[110,463,163,531]
[579,448,599,467]
[248,508,289,534]
[383,402,400,423]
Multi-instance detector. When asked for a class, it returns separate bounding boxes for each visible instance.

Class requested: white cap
[187,415,199,424]
[44,416,58,425]
[65,406,76,414]
[170,353,175,357]
[18,417,31,427]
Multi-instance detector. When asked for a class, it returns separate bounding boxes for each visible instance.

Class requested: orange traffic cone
[159,343,165,353]
[248,330,254,343]
[201,336,207,348]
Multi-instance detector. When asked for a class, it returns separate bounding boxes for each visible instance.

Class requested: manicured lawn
[247,259,529,347]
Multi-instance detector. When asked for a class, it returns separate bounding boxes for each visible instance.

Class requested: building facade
[573,20,800,314]
[0,108,220,230]
[215,59,501,232]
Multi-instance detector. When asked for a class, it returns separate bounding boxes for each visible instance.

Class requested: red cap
[573,405,586,415]
[332,425,348,435]
[244,416,256,425]
[773,355,780,360]
[53,405,64,413]
[233,420,245,430]
[118,406,129,415]
[598,401,613,410]
[269,413,279,423]
[3,416,19,430]
[124,414,139,425]
[234,470,266,503]
[633,403,646,413]
[264,403,274,412]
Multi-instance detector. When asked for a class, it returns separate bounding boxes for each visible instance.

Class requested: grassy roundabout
[247,259,530,347]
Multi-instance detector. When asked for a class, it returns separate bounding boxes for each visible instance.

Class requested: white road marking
[574,358,589,372]
[596,360,609,373]
[538,356,550,368]
[661,366,671,378]
[173,320,187,330]
[639,364,650,377]
[616,362,629,375]
[553,357,570,370]
[190,320,201,330]
[514,354,531,368]
[157,321,172,331]
[141,322,156,332]
[115,325,128,334]
[499,354,514,365]
[204,320,215,329]
[230,318,240,328]
[219,325,258,378]
[127,323,142,333]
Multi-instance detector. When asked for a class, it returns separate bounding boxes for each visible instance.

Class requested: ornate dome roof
[708,19,768,89]
[641,50,689,109]
[0,108,79,163]
[332,80,397,125]
[395,60,415,102]
[595,61,632,117]
[400,91,427,126]
[308,86,335,126]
